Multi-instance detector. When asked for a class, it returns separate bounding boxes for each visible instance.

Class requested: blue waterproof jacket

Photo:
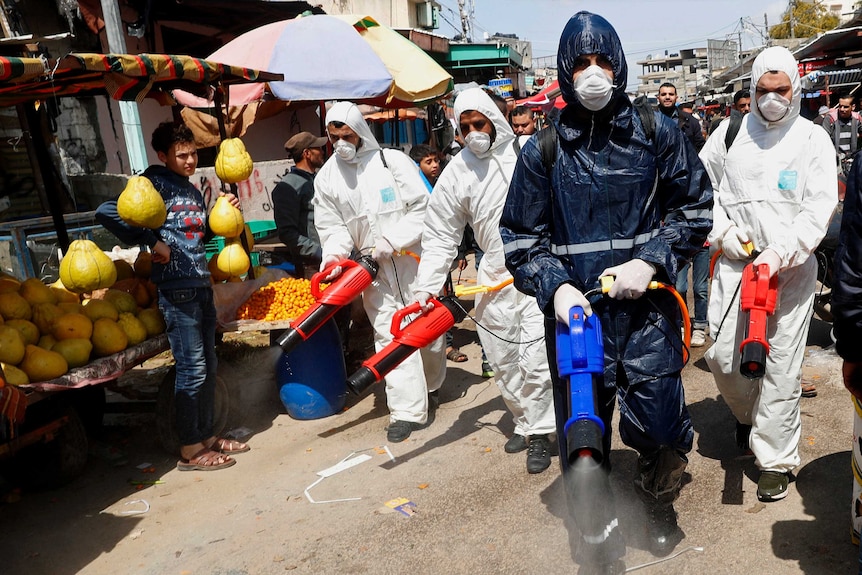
[500,12,713,385]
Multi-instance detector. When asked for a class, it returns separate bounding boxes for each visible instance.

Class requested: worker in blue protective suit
[499,12,712,574]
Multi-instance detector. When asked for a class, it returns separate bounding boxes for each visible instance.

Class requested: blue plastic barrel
[276,318,346,419]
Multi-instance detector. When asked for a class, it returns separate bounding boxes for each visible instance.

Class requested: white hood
[325,101,380,163]
[750,46,801,128]
[453,88,515,159]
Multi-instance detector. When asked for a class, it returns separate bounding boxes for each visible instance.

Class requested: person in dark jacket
[657,82,706,151]
[96,122,248,471]
[500,12,712,573]
[827,123,862,568]
[271,131,327,278]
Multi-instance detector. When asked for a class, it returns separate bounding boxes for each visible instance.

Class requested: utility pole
[100,0,148,174]
[738,19,743,62]
[457,0,472,42]
[789,0,796,39]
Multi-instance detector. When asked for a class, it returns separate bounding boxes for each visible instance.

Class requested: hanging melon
[59,240,118,294]
[209,196,245,238]
[214,138,253,184]
[216,238,250,278]
[117,175,167,229]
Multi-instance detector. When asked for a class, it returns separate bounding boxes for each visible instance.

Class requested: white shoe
[691,329,706,347]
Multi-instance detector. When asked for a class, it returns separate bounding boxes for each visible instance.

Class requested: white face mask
[334,139,357,162]
[757,92,791,122]
[464,131,492,155]
[574,65,614,111]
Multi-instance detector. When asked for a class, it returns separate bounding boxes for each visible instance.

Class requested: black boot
[645,502,683,557]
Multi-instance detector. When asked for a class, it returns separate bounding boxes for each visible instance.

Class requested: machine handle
[567,307,588,370]
[390,299,441,337]
[753,263,771,307]
[311,258,359,299]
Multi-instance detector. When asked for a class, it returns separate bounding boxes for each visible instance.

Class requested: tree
[769,0,840,39]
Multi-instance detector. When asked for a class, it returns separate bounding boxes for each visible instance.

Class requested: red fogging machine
[275,255,379,354]
[738,262,778,380]
[346,296,467,395]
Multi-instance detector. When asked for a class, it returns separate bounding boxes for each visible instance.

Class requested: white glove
[753,248,781,278]
[374,237,395,261]
[413,290,433,313]
[600,259,656,300]
[319,255,343,282]
[553,284,592,324]
[720,226,752,260]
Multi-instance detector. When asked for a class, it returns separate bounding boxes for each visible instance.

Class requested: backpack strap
[378,149,389,170]
[724,112,743,150]
[512,137,522,156]
[632,95,656,142]
[536,125,558,177]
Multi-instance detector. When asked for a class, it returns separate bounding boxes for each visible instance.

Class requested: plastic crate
[205,220,277,267]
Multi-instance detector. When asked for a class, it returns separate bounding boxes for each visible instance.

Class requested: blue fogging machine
[557,306,606,465]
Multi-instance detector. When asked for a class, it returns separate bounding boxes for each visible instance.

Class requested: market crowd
[95,9,862,575]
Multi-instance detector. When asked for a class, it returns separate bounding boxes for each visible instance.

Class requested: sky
[433,0,790,90]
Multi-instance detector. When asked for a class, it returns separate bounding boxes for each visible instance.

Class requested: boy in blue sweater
[96,122,247,471]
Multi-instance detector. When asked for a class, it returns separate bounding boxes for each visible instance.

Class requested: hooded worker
[313,101,446,443]
[700,47,837,501]
[500,11,712,572]
[412,88,557,474]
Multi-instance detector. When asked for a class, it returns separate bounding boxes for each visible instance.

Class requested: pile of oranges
[235,277,319,321]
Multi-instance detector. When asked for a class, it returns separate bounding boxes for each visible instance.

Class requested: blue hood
[557,12,628,109]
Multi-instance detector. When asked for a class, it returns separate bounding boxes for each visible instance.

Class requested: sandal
[446,347,468,363]
[801,382,818,398]
[210,437,251,454]
[177,448,236,471]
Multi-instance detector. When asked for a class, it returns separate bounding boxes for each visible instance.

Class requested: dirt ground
[0,279,858,575]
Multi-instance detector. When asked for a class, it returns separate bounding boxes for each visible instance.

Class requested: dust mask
[464,131,492,155]
[574,65,614,111]
[334,139,357,162]
[757,92,791,122]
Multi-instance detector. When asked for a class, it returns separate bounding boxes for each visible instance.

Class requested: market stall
[0,52,280,484]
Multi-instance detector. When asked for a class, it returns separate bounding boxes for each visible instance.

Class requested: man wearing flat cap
[272,131,327,278]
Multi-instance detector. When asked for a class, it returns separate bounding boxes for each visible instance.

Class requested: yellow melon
[52,313,93,341]
[32,302,66,334]
[52,338,93,368]
[0,272,20,294]
[59,239,118,294]
[208,254,230,283]
[214,138,253,184]
[102,289,138,314]
[19,344,68,382]
[0,291,32,321]
[19,278,56,305]
[6,319,39,346]
[216,238,250,277]
[137,308,166,337]
[208,196,245,239]
[0,325,25,365]
[91,318,128,357]
[37,334,57,350]
[1,362,29,385]
[49,279,80,304]
[117,175,167,229]
[117,312,147,345]
[81,298,118,322]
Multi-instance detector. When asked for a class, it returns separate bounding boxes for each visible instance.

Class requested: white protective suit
[700,47,837,473]
[313,101,445,425]
[414,88,556,438]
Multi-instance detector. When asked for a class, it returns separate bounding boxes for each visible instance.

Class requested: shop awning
[0,53,282,107]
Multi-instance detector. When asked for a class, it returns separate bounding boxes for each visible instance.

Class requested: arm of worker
[634,112,713,286]
[95,200,160,250]
[312,170,354,263]
[500,135,572,314]
[413,168,470,296]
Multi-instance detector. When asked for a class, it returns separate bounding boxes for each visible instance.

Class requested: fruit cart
[0,335,174,485]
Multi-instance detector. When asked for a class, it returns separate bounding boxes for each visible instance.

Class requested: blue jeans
[676,247,709,331]
[158,286,218,446]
